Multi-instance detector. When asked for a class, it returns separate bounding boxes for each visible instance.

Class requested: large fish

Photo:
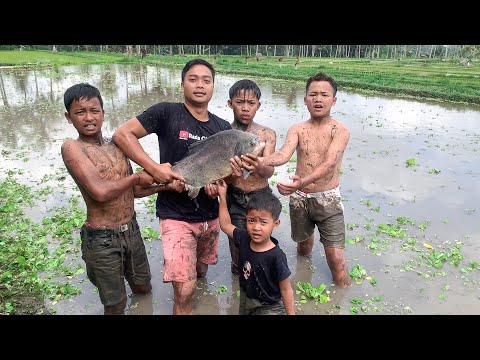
[172,129,266,198]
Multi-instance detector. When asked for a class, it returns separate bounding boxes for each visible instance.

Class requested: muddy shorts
[239,289,286,315]
[80,214,152,307]
[160,218,220,283]
[289,187,345,248]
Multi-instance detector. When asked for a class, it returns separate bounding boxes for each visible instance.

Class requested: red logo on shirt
[179,130,189,140]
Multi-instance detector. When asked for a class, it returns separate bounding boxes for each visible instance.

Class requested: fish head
[250,139,266,156]
[235,133,266,156]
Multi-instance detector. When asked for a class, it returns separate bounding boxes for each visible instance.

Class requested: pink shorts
[160,218,220,283]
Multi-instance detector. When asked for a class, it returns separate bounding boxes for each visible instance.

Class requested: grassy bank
[1,50,479,105]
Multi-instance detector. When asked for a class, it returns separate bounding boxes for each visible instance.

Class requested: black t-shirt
[137,102,231,221]
[234,228,291,305]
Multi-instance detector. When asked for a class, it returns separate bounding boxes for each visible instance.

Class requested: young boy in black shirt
[217,179,295,315]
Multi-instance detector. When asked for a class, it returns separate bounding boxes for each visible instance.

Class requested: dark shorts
[80,214,151,307]
[239,289,286,315]
[289,188,345,248]
[227,185,273,229]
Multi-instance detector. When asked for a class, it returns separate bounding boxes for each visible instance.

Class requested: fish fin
[242,169,251,179]
[188,186,202,199]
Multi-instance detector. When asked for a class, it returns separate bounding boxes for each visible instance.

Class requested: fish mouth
[251,141,266,156]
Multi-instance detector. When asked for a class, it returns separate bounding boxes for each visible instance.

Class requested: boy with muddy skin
[226,79,277,276]
[246,72,352,288]
[62,83,183,314]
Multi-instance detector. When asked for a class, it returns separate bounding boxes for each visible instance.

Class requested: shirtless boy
[226,79,276,275]
[248,73,352,288]
[61,83,184,314]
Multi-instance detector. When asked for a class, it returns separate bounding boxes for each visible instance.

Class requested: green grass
[0,50,127,67]
[1,51,479,104]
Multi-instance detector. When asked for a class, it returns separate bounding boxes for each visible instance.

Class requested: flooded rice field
[1,64,479,315]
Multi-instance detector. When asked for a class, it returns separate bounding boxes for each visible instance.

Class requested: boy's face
[228,89,260,126]
[65,97,104,137]
[246,208,280,244]
[181,64,214,106]
[304,80,336,118]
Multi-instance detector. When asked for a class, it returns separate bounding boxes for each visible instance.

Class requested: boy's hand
[240,153,261,174]
[216,179,228,198]
[229,156,243,178]
[204,183,219,199]
[277,175,303,196]
[152,163,185,184]
[166,179,188,193]
[136,170,155,187]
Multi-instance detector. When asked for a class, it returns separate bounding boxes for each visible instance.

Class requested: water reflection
[1,64,479,315]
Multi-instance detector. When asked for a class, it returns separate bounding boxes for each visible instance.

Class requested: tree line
[1,45,479,60]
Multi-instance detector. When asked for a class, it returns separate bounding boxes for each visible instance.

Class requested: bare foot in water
[335,273,352,288]
[332,263,352,288]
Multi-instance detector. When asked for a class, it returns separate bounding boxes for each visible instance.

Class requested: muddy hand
[136,170,155,187]
[153,163,185,184]
[277,175,303,196]
[204,182,219,199]
[241,153,261,174]
[215,179,227,198]
[166,179,188,193]
[229,156,243,178]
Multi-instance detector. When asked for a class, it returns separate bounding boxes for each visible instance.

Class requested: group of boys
[62,58,351,316]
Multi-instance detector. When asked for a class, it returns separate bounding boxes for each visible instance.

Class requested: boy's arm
[279,278,295,315]
[112,117,184,184]
[133,179,187,198]
[257,129,276,178]
[216,180,236,238]
[241,129,277,178]
[61,140,142,202]
[254,125,299,167]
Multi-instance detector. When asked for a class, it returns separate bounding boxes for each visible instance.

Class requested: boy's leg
[289,191,315,256]
[172,280,197,315]
[315,189,351,288]
[80,226,127,315]
[124,215,152,294]
[297,234,314,256]
[196,218,220,278]
[324,246,351,288]
[160,218,219,314]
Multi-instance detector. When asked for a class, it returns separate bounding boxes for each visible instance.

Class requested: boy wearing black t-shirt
[217,179,295,315]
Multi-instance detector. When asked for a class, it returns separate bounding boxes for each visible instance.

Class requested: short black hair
[64,83,103,112]
[246,192,282,221]
[229,79,261,100]
[181,58,215,83]
[306,72,337,96]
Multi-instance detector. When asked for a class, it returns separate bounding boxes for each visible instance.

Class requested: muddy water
[1,64,479,315]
